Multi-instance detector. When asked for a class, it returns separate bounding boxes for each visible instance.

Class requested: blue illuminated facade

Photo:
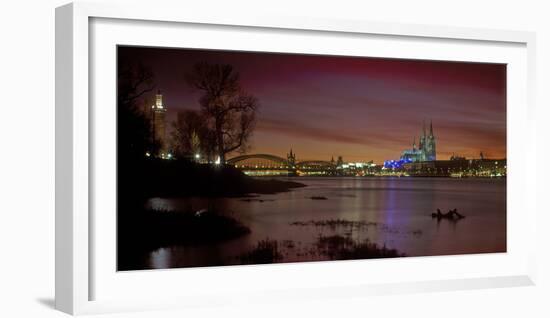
[384,158,413,169]
[384,120,437,169]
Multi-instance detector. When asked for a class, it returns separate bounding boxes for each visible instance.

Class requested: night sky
[118,46,506,164]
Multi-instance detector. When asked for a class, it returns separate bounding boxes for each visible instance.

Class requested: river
[143,177,506,269]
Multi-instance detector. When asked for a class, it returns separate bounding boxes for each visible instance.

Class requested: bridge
[227,153,337,176]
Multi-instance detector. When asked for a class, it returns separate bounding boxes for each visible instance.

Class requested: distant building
[384,120,436,169]
[400,120,436,162]
[150,90,168,157]
[402,158,506,177]
[336,156,344,167]
[450,153,466,161]
[287,149,296,166]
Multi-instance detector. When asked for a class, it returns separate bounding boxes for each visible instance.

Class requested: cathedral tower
[400,120,437,163]
[287,148,296,166]
[419,120,427,161]
[425,120,436,161]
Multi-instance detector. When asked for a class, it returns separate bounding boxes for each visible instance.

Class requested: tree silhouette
[186,62,259,163]
[117,62,158,161]
[171,110,217,161]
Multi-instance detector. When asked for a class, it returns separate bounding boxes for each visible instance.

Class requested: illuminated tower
[425,120,436,161]
[151,90,167,156]
[419,120,427,161]
[287,148,296,166]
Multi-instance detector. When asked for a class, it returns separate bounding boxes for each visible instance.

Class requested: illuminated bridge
[227,154,337,176]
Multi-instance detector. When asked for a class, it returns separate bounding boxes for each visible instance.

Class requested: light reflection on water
[145,177,506,269]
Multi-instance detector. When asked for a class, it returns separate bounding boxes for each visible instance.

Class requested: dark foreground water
[143,177,506,269]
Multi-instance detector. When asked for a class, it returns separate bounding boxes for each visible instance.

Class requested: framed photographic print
[56,2,537,315]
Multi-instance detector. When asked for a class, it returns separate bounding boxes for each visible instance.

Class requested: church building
[400,120,436,162]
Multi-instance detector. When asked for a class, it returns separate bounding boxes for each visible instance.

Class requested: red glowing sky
[119,46,506,163]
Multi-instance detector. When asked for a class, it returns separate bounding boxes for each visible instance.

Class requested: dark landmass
[117,158,304,270]
[118,207,250,271]
[119,158,305,203]
[310,196,328,200]
[240,198,275,202]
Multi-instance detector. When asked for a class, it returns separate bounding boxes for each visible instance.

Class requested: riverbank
[118,207,251,270]
[117,158,306,270]
[119,158,306,201]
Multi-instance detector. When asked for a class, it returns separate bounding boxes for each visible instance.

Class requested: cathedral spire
[287,148,296,165]
[423,120,426,137]
[413,136,416,150]
[429,119,433,136]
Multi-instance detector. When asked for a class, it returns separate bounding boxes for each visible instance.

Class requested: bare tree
[171,110,217,161]
[118,62,156,107]
[186,62,259,163]
[117,61,158,161]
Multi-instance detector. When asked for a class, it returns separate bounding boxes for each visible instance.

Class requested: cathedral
[400,120,436,162]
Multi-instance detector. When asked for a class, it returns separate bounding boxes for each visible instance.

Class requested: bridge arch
[227,154,290,166]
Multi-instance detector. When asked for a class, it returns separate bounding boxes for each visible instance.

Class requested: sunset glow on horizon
[119,46,506,164]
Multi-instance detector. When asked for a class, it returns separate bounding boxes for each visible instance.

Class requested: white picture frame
[55,1,537,315]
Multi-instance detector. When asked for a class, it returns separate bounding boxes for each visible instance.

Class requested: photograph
[117,46,507,271]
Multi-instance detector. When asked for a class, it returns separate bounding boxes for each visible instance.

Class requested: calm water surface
[145,177,506,269]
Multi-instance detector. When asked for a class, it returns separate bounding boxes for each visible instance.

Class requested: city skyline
[119,46,507,164]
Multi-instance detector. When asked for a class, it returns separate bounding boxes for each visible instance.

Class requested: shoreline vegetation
[238,236,404,265]
[118,158,306,270]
